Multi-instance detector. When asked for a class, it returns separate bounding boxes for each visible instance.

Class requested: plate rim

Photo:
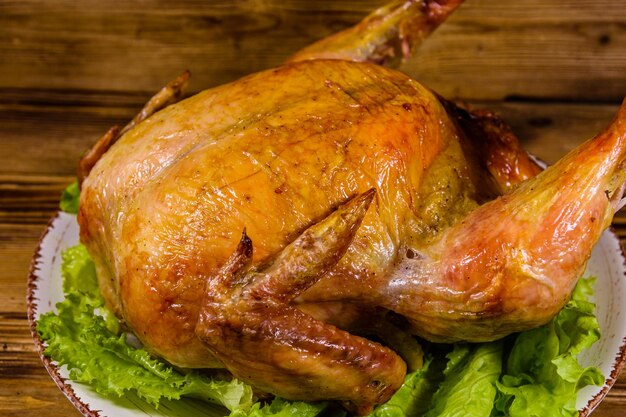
[578,230,626,416]
[27,211,102,417]
[26,211,626,417]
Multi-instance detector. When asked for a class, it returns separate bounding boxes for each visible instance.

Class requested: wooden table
[1,1,625,415]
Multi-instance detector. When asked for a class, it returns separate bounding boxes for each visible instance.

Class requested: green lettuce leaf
[424,342,502,417]
[60,244,99,295]
[37,243,253,412]
[60,180,80,214]
[494,277,604,417]
[229,398,329,417]
[366,278,602,417]
[368,356,442,417]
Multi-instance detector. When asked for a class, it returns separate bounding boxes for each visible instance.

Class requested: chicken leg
[300,99,626,343]
[195,190,405,415]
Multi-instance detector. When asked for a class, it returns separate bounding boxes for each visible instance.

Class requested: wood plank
[0,0,625,101]
[0,377,81,417]
[409,0,626,101]
[0,103,131,176]
[0,175,73,224]
[0,224,49,313]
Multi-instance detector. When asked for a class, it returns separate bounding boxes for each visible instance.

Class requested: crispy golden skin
[77,0,626,411]
[78,56,626,412]
[79,60,476,367]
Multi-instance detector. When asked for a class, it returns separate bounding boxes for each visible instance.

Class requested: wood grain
[1,0,625,101]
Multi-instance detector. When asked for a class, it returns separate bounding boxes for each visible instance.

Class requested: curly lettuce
[37,244,253,413]
[493,278,604,417]
[40,184,605,417]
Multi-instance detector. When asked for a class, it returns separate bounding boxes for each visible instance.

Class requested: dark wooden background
[1,0,625,415]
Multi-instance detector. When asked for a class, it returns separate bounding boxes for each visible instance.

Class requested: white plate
[27,212,626,417]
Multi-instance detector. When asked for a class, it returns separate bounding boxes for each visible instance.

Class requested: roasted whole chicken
[77,0,626,414]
